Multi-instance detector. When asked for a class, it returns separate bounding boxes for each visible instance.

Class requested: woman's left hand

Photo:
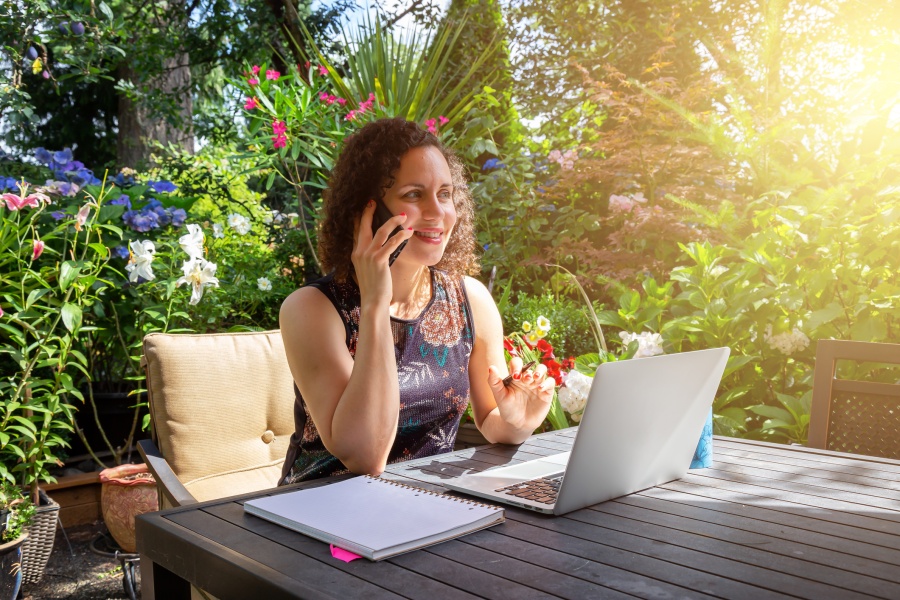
[486,357,555,432]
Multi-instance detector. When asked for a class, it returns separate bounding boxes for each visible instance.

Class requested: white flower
[257,277,272,291]
[763,324,810,356]
[262,212,273,224]
[176,257,220,305]
[227,213,251,235]
[272,210,287,224]
[125,240,156,282]
[619,331,665,358]
[536,315,551,332]
[178,223,204,258]
[558,370,593,417]
[709,265,728,278]
[213,223,224,239]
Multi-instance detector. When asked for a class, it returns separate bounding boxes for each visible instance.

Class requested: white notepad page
[243,476,504,559]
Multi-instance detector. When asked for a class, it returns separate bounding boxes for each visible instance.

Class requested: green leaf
[61,303,83,333]
[59,261,81,291]
[266,172,276,190]
[748,405,793,423]
[99,1,114,20]
[25,288,51,309]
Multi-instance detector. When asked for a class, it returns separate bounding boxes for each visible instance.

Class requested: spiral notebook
[243,476,505,561]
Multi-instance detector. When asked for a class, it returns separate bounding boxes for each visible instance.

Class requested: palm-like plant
[298,10,503,148]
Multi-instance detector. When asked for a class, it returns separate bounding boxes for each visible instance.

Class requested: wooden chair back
[809,339,900,459]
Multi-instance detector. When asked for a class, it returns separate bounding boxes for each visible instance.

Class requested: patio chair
[808,339,900,459]
[137,330,295,509]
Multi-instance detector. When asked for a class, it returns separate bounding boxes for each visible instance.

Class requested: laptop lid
[445,347,730,515]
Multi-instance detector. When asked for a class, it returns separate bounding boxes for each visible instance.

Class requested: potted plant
[0,177,112,583]
[0,482,34,600]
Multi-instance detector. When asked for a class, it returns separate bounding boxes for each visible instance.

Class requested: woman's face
[383,145,457,268]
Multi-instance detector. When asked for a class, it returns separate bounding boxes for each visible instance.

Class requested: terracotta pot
[0,533,27,600]
[99,463,158,553]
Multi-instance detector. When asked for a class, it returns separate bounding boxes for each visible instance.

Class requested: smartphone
[372,200,408,266]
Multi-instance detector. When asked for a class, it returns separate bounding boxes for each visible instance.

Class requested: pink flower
[0,305,3,318]
[251,65,260,75]
[32,239,45,261]
[335,97,347,106]
[248,77,259,86]
[438,115,449,126]
[3,188,49,211]
[425,118,437,135]
[344,110,357,121]
[265,69,280,80]
[272,134,287,149]
[318,65,328,76]
[244,97,258,110]
[608,194,636,214]
[272,120,287,135]
[303,61,311,70]
[74,202,91,231]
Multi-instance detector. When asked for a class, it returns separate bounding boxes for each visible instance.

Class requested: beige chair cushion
[143,330,295,502]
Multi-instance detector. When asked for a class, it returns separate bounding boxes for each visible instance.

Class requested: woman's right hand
[351,200,411,307]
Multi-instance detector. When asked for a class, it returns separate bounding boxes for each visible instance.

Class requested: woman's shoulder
[281,274,345,320]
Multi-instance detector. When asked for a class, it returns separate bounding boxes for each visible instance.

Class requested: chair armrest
[137,438,198,507]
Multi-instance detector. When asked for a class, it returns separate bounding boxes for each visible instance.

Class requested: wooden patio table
[136,430,900,599]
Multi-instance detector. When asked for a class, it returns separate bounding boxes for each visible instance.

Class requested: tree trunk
[117,54,193,169]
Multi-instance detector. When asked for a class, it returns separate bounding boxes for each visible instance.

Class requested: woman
[280,117,554,484]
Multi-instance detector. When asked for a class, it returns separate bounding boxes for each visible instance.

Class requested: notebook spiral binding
[366,475,500,510]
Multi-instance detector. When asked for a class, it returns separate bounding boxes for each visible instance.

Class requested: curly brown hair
[319,117,479,282]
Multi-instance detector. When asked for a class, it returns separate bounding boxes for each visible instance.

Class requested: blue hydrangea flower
[1,176,19,191]
[113,246,131,260]
[148,180,177,193]
[482,158,506,171]
[129,211,159,232]
[35,147,53,165]
[112,172,135,187]
[170,208,187,227]
[53,148,73,166]
[51,211,67,221]
[483,243,490,251]
[109,195,132,210]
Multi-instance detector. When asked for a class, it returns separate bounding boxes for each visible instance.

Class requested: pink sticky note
[330,544,362,562]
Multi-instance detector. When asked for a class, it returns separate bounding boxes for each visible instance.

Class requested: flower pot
[0,533,27,600]
[99,463,158,553]
[21,490,58,585]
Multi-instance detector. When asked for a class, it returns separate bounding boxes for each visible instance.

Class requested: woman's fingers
[507,356,523,380]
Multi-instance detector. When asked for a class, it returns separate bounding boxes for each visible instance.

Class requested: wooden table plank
[596,497,900,595]
[496,514,793,600]
[166,509,407,599]
[633,485,900,565]
[714,447,900,492]
[714,439,900,474]
[691,469,900,520]
[426,538,637,600]
[708,459,900,503]
[658,479,900,550]
[206,501,484,600]
[562,507,878,600]
[459,528,722,600]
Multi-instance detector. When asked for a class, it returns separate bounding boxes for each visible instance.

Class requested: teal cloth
[690,408,713,469]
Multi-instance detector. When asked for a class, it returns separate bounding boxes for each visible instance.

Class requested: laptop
[444,347,730,515]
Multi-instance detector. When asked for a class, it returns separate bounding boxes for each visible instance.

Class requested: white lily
[176,257,219,305]
[178,223,205,258]
[125,240,156,282]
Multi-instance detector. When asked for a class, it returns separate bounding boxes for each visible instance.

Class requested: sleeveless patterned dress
[280,267,475,484]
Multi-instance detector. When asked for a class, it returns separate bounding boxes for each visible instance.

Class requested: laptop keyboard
[495,474,564,504]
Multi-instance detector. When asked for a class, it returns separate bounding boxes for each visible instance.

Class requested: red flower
[561,356,575,370]
[543,358,563,385]
[503,338,519,357]
[537,338,554,359]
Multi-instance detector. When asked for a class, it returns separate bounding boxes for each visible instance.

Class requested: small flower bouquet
[502,316,574,431]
